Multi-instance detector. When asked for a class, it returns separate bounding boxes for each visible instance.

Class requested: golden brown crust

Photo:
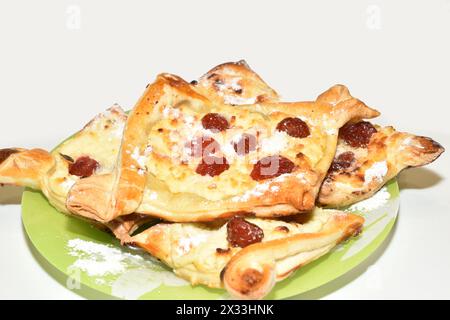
[66,74,213,223]
[193,63,443,208]
[106,213,155,244]
[2,62,443,222]
[222,211,362,299]
[316,84,354,106]
[0,150,142,243]
[319,126,445,207]
[66,174,114,219]
[195,60,279,105]
[133,83,378,221]
[2,63,381,224]
[0,61,445,301]
[98,77,171,220]
[48,105,127,215]
[130,208,364,299]
[66,73,378,223]
[0,148,54,189]
[65,78,178,221]
[0,107,151,242]
[2,63,443,217]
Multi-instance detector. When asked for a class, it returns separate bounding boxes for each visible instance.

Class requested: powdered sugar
[231,174,288,202]
[177,234,208,255]
[162,105,180,119]
[131,147,148,168]
[86,105,126,140]
[214,76,258,105]
[60,177,77,191]
[270,185,280,192]
[325,127,338,135]
[183,115,195,125]
[231,181,270,202]
[221,141,237,159]
[295,172,308,183]
[66,238,188,299]
[67,239,144,277]
[364,161,388,185]
[229,77,242,92]
[131,146,151,175]
[224,95,257,105]
[144,190,158,200]
[109,121,126,140]
[213,80,227,93]
[260,131,288,154]
[348,186,391,211]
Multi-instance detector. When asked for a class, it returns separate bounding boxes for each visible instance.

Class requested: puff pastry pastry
[0,105,152,239]
[66,73,379,223]
[1,62,443,218]
[194,61,444,207]
[130,207,364,299]
[1,61,443,224]
[0,61,444,301]
[319,123,444,207]
[194,60,279,105]
[0,77,372,231]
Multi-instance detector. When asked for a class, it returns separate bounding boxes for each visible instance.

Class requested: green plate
[22,179,399,300]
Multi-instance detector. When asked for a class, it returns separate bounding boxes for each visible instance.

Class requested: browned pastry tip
[316,84,353,105]
[397,135,445,168]
[222,212,364,299]
[0,148,54,189]
[196,60,279,104]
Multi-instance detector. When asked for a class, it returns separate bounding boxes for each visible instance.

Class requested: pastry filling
[339,121,377,148]
[201,113,230,132]
[226,216,264,248]
[196,155,230,177]
[276,117,310,138]
[69,156,100,178]
[250,155,295,181]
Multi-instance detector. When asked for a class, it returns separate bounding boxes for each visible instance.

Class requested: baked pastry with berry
[197,61,444,207]
[65,73,378,223]
[130,207,363,299]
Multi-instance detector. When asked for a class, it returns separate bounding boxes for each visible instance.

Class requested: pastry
[130,207,363,299]
[0,61,444,300]
[0,105,152,239]
[319,123,444,207]
[1,61,442,228]
[194,61,444,207]
[65,73,379,223]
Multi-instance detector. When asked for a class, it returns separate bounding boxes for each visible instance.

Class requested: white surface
[0,0,449,299]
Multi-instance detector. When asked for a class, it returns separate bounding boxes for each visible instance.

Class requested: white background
[0,0,449,299]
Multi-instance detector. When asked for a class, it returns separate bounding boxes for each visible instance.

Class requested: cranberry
[195,156,230,177]
[250,155,295,181]
[69,156,99,178]
[339,121,377,148]
[201,113,229,132]
[276,117,310,138]
[227,217,264,248]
